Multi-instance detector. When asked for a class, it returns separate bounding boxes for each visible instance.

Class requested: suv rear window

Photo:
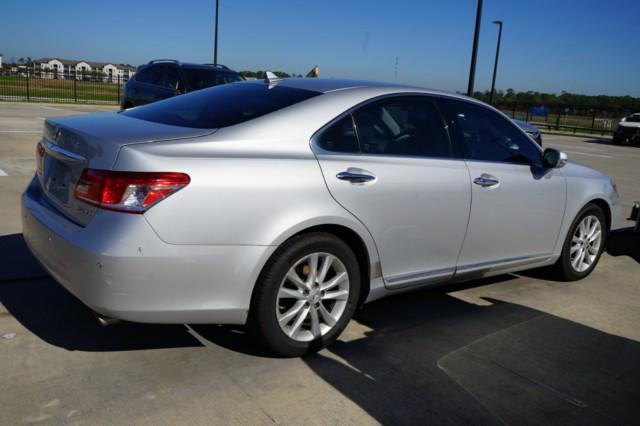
[182,67,244,91]
[122,82,321,129]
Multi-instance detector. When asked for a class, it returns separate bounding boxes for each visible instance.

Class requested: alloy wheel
[570,215,602,273]
[276,252,350,342]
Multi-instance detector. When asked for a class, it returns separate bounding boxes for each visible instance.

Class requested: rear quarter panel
[114,138,380,263]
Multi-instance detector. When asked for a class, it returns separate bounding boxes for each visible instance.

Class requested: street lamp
[213,0,220,65]
[489,20,503,105]
[467,0,483,96]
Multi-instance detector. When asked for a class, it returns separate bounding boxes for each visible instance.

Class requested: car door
[437,98,566,275]
[312,95,472,288]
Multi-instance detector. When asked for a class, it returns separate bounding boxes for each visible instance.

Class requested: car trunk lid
[38,112,213,226]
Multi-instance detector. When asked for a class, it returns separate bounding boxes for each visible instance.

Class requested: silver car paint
[456,161,566,271]
[22,79,621,324]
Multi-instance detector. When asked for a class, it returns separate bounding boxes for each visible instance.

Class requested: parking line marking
[36,105,62,111]
[0,130,41,133]
[563,150,613,159]
[0,169,7,177]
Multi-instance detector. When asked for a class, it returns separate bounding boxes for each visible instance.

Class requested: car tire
[548,203,608,281]
[247,232,360,357]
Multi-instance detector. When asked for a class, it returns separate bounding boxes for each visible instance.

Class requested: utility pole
[489,20,503,105]
[394,56,398,79]
[467,0,483,96]
[213,0,219,65]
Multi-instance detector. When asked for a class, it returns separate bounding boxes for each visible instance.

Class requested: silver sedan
[22,78,621,356]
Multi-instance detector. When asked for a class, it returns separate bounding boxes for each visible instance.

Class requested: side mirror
[542,148,568,169]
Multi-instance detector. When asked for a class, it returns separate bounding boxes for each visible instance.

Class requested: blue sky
[2,0,639,96]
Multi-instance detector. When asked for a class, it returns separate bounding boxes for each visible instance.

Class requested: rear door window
[352,97,452,158]
[316,115,359,153]
[122,82,321,129]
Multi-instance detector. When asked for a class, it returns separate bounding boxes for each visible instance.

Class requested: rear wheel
[248,233,360,357]
[548,204,607,281]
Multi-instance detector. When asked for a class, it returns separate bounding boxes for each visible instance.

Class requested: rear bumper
[21,177,275,324]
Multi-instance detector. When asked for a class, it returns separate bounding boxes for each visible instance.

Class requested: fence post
[512,102,516,118]
[591,108,597,134]
[525,105,530,122]
[117,75,121,104]
[73,75,77,103]
[555,105,562,130]
[26,68,30,101]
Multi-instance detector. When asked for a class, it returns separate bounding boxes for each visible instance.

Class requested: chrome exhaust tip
[95,313,121,327]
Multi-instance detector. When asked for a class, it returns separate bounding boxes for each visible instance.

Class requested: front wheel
[248,233,360,357]
[548,204,607,281]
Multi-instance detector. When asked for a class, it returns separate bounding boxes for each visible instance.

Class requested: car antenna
[264,71,283,88]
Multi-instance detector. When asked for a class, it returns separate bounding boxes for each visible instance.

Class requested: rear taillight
[36,142,45,177]
[74,169,190,213]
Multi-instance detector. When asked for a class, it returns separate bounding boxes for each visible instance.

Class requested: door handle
[336,170,376,184]
[473,174,500,188]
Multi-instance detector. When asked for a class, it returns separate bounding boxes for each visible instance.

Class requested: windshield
[625,115,640,123]
[122,81,321,129]
[182,67,244,91]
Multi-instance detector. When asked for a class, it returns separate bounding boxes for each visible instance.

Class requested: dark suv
[121,60,244,109]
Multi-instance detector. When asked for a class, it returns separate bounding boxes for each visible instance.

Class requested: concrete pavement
[1,103,639,424]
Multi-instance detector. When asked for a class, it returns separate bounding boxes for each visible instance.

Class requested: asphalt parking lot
[1,102,639,425]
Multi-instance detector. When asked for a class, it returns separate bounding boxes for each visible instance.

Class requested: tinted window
[317,115,359,153]
[122,82,321,129]
[352,97,451,158]
[182,67,244,91]
[134,65,161,85]
[439,98,542,165]
[161,65,179,89]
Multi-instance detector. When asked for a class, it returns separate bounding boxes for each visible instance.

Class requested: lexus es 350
[22,78,620,356]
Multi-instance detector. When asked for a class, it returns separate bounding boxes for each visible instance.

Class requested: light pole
[467,0,483,96]
[489,20,503,105]
[213,0,219,65]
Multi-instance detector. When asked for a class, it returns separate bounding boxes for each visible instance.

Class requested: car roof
[142,61,239,73]
[249,77,472,101]
[179,63,238,73]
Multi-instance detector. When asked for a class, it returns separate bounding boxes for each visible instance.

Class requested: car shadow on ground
[302,291,640,424]
[607,227,640,263]
[0,233,203,351]
[3,231,640,424]
[195,276,640,424]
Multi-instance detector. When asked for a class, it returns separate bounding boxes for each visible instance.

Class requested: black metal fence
[0,69,124,104]
[495,102,630,136]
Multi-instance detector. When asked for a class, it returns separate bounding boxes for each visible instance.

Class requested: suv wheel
[248,233,360,357]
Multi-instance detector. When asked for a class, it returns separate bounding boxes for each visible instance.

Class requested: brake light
[36,142,45,177]
[74,169,190,213]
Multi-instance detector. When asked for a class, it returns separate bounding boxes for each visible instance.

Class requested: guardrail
[0,70,123,105]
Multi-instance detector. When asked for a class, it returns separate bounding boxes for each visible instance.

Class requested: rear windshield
[122,82,321,129]
[182,67,244,91]
[626,115,640,123]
